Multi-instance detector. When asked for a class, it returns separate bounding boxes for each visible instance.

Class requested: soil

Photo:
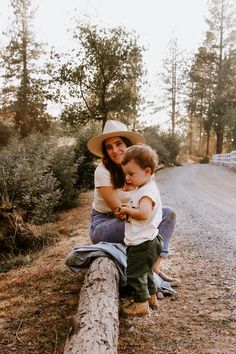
[0,164,236,354]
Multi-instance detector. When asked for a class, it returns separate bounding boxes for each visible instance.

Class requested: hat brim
[87,130,146,157]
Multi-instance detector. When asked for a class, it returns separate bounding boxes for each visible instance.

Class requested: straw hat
[87,120,145,157]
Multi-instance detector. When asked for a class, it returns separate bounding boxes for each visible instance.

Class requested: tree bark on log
[64,257,120,354]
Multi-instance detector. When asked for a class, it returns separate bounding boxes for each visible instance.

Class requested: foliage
[143,125,181,165]
[49,144,79,209]
[200,155,211,163]
[0,0,49,136]
[224,106,236,150]
[0,122,12,147]
[160,133,181,164]
[0,135,60,224]
[203,0,236,153]
[185,46,217,156]
[0,133,78,224]
[184,0,236,155]
[51,24,144,129]
[73,124,100,190]
[159,36,186,134]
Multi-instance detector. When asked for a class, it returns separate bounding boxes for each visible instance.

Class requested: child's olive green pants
[126,234,163,302]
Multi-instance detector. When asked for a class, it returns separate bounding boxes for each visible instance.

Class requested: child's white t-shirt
[124,180,162,246]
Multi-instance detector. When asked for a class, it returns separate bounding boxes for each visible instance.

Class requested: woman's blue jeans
[89,207,176,257]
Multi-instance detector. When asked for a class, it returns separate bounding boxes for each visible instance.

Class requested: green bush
[74,126,98,190]
[160,133,181,164]
[200,155,211,164]
[0,122,11,147]
[0,133,79,224]
[50,146,79,209]
[143,126,181,165]
[0,136,61,224]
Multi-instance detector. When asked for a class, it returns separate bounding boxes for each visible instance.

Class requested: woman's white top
[92,162,131,213]
[124,179,163,246]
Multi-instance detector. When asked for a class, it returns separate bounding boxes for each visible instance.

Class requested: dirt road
[160,163,236,240]
[119,163,236,353]
[159,163,236,279]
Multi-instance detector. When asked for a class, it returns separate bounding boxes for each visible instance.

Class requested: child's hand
[114,206,127,220]
[123,182,135,191]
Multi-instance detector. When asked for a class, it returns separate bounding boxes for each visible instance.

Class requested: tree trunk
[64,257,120,354]
[216,128,224,154]
[188,114,193,155]
[205,130,210,157]
[198,118,203,155]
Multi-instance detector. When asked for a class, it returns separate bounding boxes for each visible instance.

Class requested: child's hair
[121,144,158,174]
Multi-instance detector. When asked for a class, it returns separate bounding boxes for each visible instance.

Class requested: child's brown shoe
[148,294,158,309]
[121,301,149,316]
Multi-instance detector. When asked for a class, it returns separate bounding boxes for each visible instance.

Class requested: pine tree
[204,0,236,153]
[222,48,236,150]
[186,47,217,156]
[160,36,185,135]
[1,0,48,136]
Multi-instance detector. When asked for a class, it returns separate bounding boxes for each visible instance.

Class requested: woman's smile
[104,137,127,164]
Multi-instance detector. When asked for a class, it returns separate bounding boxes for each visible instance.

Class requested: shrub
[200,155,211,164]
[0,122,11,147]
[160,133,181,164]
[74,126,98,190]
[143,126,181,165]
[0,132,79,224]
[0,135,62,224]
[49,145,79,209]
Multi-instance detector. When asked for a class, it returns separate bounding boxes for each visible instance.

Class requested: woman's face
[104,136,127,165]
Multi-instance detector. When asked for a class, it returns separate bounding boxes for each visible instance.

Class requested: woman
[87,119,179,283]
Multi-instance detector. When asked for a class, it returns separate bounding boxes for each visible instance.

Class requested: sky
[0,0,210,127]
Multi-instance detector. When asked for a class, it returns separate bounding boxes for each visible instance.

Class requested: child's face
[122,159,152,188]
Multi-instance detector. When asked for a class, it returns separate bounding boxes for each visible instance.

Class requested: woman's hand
[114,206,128,220]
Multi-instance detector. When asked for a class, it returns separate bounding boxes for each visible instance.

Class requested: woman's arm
[99,186,122,213]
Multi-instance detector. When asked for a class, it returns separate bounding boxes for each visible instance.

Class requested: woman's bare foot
[158,271,182,287]
[153,257,182,287]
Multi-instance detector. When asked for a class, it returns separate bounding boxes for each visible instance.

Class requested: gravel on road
[119,164,236,353]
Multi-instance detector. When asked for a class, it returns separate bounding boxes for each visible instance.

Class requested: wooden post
[64,257,120,354]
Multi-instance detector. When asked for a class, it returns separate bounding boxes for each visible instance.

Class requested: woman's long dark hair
[102,137,132,189]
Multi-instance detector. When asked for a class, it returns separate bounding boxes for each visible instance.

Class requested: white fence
[212,150,236,168]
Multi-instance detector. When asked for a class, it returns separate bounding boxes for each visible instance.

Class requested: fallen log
[64,256,120,354]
